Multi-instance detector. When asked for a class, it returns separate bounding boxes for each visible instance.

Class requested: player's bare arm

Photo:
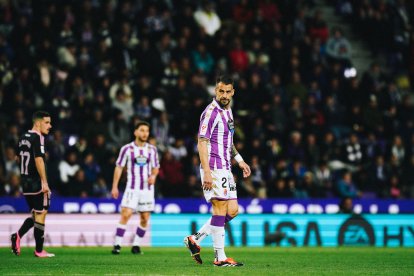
[231,143,251,178]
[148,168,159,185]
[111,166,123,199]
[35,157,49,193]
[198,137,213,190]
[231,144,239,158]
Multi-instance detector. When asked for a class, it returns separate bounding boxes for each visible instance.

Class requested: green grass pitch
[1,247,413,275]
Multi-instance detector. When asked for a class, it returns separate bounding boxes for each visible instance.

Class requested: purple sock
[210,215,225,227]
[115,227,126,237]
[136,226,146,238]
[225,214,234,223]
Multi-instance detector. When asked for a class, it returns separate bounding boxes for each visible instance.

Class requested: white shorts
[120,188,154,212]
[200,169,237,202]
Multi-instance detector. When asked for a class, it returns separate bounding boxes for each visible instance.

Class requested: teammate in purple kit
[111,121,159,255]
[184,75,251,266]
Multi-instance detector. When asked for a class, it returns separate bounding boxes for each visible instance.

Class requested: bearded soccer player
[111,121,159,255]
[11,111,54,258]
[184,75,251,266]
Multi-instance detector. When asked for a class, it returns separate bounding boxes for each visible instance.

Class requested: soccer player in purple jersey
[111,121,159,255]
[11,111,54,258]
[184,75,251,266]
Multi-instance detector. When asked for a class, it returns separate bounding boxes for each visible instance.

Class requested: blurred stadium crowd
[0,0,413,200]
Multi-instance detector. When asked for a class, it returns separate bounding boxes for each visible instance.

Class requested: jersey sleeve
[151,146,160,168]
[198,107,218,139]
[115,145,129,167]
[33,134,44,158]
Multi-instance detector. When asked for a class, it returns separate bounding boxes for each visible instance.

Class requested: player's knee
[140,219,149,228]
[228,209,238,218]
[122,213,132,221]
[34,211,47,224]
[140,213,150,227]
[121,209,133,221]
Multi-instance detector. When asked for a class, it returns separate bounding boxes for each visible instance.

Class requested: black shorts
[24,192,50,212]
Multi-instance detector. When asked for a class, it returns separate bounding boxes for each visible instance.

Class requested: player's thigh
[25,191,50,214]
[120,189,139,211]
[137,190,155,213]
[227,199,239,217]
[211,199,228,216]
[200,169,232,202]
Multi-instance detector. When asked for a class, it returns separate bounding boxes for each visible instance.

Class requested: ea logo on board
[337,215,375,246]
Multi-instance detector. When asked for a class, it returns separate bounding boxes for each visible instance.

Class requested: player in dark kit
[11,111,55,258]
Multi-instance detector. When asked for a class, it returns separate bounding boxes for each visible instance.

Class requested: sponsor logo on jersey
[227,119,235,134]
[200,124,208,135]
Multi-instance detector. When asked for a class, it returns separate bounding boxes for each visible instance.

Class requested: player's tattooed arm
[231,144,239,159]
[198,137,209,143]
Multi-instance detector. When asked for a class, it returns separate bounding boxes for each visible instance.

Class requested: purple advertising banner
[0,196,413,214]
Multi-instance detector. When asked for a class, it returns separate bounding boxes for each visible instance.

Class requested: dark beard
[137,137,147,143]
[218,99,229,108]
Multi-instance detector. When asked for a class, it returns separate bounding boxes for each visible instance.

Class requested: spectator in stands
[388,175,402,199]
[168,138,188,161]
[159,150,185,197]
[4,173,22,197]
[367,155,390,197]
[336,171,361,198]
[338,197,354,214]
[4,146,19,178]
[326,27,352,66]
[268,178,293,198]
[68,169,91,197]
[152,112,170,153]
[308,9,329,44]
[108,109,130,149]
[0,1,412,200]
[58,151,80,196]
[81,152,101,184]
[193,0,221,36]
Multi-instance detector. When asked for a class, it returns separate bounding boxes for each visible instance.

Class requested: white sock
[211,225,226,261]
[193,218,212,245]
[114,223,127,246]
[132,226,146,246]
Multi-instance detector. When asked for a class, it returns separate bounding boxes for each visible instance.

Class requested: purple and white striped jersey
[115,142,159,191]
[198,99,235,170]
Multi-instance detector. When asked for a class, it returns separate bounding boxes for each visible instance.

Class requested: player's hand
[41,182,50,193]
[111,187,119,199]
[239,161,251,178]
[148,175,156,185]
[202,172,213,191]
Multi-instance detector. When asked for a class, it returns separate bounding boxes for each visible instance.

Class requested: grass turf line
[1,247,413,275]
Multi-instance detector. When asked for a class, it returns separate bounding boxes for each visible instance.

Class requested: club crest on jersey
[227,119,235,134]
[135,155,148,166]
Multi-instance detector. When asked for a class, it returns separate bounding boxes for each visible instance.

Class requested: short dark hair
[135,121,150,130]
[216,75,234,86]
[32,111,50,122]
